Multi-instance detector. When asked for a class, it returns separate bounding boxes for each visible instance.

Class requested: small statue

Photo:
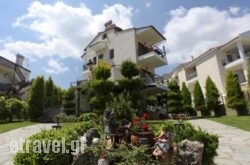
[153,130,174,159]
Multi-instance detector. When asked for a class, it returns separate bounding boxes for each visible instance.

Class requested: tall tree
[45,76,54,107]
[205,76,220,116]
[53,86,63,106]
[247,60,250,87]
[167,80,183,113]
[193,81,207,116]
[62,87,76,115]
[226,71,248,115]
[120,59,139,79]
[181,82,197,116]
[90,60,114,113]
[28,76,45,120]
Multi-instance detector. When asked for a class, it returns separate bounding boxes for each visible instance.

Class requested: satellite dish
[104,20,112,27]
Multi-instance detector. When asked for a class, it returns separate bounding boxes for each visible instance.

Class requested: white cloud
[229,6,240,15]
[145,1,151,8]
[164,6,250,64]
[1,1,133,62]
[43,59,69,74]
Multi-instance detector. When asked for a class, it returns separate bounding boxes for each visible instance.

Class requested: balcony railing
[186,72,197,81]
[141,69,165,85]
[138,46,166,59]
[221,53,241,66]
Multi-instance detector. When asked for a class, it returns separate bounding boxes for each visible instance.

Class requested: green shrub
[78,112,100,124]
[120,59,139,79]
[54,112,78,123]
[14,121,95,165]
[161,121,218,165]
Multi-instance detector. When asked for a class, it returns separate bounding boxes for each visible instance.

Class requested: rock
[176,139,204,165]
[84,128,100,146]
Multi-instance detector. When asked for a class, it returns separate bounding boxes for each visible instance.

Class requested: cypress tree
[193,81,207,116]
[167,80,183,113]
[28,76,45,121]
[205,76,220,116]
[226,71,248,115]
[181,82,197,116]
[45,76,54,107]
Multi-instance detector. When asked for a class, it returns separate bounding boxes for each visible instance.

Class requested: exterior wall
[195,52,225,96]
[0,73,11,83]
[177,69,187,87]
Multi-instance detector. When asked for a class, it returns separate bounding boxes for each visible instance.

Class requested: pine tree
[28,76,45,120]
[193,81,207,116]
[226,71,248,115]
[205,76,220,116]
[167,80,183,113]
[45,76,54,107]
[181,82,197,116]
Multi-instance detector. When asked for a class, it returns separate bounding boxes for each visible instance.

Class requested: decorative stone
[176,139,204,165]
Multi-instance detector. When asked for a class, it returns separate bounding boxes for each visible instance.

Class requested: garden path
[0,123,53,165]
[189,119,250,165]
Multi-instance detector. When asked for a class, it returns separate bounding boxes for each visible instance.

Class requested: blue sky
[1,0,250,89]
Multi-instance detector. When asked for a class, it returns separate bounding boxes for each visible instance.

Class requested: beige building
[81,22,168,94]
[0,54,31,100]
[164,30,250,103]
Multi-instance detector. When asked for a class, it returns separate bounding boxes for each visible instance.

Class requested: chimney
[16,54,24,66]
[191,56,194,61]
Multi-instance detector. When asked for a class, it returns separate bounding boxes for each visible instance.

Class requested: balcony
[221,53,243,70]
[186,71,198,84]
[140,69,168,94]
[88,41,107,52]
[137,46,167,68]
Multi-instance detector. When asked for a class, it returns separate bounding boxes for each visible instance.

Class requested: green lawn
[208,115,250,131]
[0,121,38,134]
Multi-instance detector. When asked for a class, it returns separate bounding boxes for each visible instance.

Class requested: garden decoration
[152,130,176,162]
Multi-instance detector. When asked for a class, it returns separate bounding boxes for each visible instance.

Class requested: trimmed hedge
[14,121,95,165]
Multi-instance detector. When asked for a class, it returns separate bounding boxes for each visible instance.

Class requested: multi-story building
[81,22,168,94]
[0,54,31,100]
[164,30,250,103]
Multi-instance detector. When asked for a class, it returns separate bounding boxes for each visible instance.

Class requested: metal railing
[140,69,165,85]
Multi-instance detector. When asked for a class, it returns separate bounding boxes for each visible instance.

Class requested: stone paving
[189,119,250,165]
[0,124,53,165]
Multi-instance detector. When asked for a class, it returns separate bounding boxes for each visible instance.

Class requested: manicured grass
[208,115,250,131]
[0,121,38,134]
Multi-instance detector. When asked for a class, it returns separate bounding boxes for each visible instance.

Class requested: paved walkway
[189,119,250,165]
[0,124,54,165]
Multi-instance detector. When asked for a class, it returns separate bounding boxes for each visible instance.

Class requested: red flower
[142,124,149,132]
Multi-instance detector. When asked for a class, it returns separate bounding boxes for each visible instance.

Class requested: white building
[164,30,250,103]
[0,54,31,100]
[82,22,168,94]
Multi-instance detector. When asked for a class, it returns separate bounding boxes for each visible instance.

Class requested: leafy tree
[5,98,23,121]
[45,76,54,107]
[92,60,111,80]
[181,82,197,116]
[0,96,10,121]
[27,76,45,121]
[120,59,139,79]
[90,60,114,113]
[108,92,135,122]
[167,80,183,113]
[62,87,76,115]
[205,76,220,116]
[193,81,207,116]
[226,71,248,115]
[53,86,63,106]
